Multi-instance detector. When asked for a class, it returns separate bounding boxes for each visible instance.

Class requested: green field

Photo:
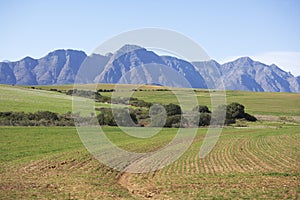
[131,89,300,116]
[0,84,300,199]
[0,126,299,199]
[0,85,124,115]
[37,84,300,116]
[0,85,73,114]
[1,84,299,116]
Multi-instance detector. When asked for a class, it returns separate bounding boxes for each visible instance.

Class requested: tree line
[95,102,256,128]
[0,102,256,127]
[0,111,75,126]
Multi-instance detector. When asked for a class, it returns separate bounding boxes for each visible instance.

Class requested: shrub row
[94,102,256,128]
[0,99,256,128]
[0,111,75,126]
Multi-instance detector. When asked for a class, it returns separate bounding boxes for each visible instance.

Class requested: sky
[1,0,300,75]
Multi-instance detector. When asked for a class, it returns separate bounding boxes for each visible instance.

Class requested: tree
[97,108,138,127]
[97,109,116,126]
[227,102,245,119]
[164,115,183,128]
[149,104,167,127]
[211,105,235,125]
[113,109,138,127]
[193,105,211,113]
[198,113,211,126]
[150,113,167,127]
[164,103,182,116]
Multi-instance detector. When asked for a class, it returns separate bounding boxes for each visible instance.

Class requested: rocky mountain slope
[0,45,299,92]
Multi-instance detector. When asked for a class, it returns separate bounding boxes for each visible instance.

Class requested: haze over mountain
[0,45,299,92]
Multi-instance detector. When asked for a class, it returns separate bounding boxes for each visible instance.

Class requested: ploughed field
[1,127,299,199]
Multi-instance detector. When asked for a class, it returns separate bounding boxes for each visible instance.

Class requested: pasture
[1,84,300,116]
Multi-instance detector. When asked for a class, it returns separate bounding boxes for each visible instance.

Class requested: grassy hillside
[0,126,299,199]
[0,85,122,115]
[0,85,73,114]
[131,89,300,116]
[1,84,299,116]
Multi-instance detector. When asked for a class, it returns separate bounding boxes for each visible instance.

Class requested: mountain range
[1,45,299,92]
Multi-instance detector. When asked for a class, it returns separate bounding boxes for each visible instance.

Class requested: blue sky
[1,0,300,75]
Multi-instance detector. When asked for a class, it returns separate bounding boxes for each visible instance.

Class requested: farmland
[1,84,300,116]
[0,84,300,199]
[0,126,299,199]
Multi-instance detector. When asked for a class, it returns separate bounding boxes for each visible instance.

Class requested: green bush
[193,105,211,113]
[199,113,211,126]
[150,113,167,127]
[227,102,245,119]
[66,89,102,100]
[164,115,183,128]
[129,99,152,108]
[34,111,59,121]
[97,108,138,127]
[0,111,74,126]
[164,103,182,116]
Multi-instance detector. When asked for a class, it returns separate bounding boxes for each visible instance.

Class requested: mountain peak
[116,44,145,54]
[235,56,254,63]
[46,49,86,57]
[21,56,35,62]
[270,63,278,68]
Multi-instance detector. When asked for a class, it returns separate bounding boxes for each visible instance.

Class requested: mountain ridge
[0,46,299,93]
